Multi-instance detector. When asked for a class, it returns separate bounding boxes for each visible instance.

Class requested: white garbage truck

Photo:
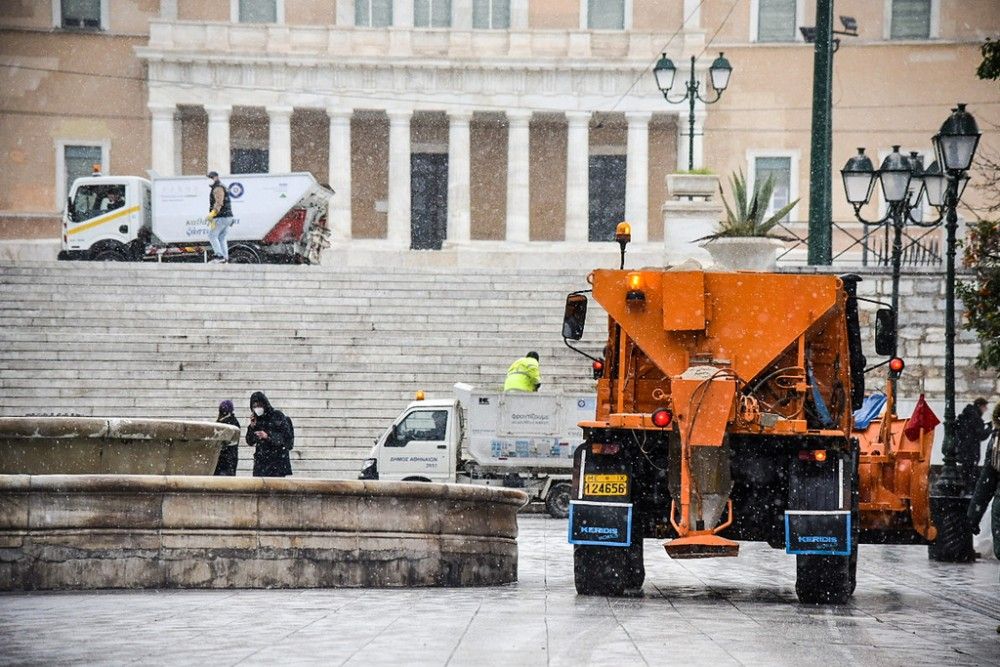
[359,383,595,518]
[58,172,332,263]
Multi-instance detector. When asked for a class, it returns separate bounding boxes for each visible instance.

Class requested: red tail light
[651,408,673,428]
[798,449,828,462]
[591,443,621,455]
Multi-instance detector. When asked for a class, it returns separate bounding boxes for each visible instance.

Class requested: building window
[890,0,931,39]
[473,0,509,29]
[237,0,277,23]
[753,156,793,222]
[59,0,102,30]
[60,144,105,207]
[756,0,797,42]
[587,0,624,30]
[415,0,451,27]
[356,0,393,27]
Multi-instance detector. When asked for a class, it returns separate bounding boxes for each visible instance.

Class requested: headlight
[359,458,378,480]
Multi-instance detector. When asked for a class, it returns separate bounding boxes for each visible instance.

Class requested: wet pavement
[1,516,998,666]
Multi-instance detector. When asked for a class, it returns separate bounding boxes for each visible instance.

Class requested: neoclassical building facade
[1,1,998,255]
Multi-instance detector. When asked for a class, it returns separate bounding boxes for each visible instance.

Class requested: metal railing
[774,218,943,268]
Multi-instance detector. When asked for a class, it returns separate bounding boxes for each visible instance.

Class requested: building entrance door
[231,149,268,174]
[588,154,626,242]
[411,153,448,250]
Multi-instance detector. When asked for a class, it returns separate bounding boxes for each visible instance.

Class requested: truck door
[64,181,137,251]
[378,408,452,482]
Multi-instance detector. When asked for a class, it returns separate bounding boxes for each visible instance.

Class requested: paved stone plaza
[1,516,998,666]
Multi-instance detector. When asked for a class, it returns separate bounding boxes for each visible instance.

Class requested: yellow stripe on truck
[66,205,141,236]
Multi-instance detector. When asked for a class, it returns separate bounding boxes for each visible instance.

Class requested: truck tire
[228,244,262,264]
[795,553,852,604]
[928,495,976,562]
[574,539,644,596]
[92,245,129,261]
[545,483,571,519]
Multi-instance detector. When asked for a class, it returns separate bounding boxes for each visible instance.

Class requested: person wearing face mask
[246,391,294,477]
[213,399,240,476]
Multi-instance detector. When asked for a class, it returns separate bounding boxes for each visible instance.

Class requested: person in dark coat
[213,399,240,476]
[247,391,293,477]
[956,398,993,490]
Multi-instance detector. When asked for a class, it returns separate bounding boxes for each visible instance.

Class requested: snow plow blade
[664,534,739,559]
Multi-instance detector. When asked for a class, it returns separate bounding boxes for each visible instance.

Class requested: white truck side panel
[455,384,594,471]
[151,173,325,243]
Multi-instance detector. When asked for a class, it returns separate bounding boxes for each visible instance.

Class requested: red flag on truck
[903,394,940,441]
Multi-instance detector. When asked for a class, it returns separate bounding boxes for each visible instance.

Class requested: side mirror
[562,293,588,341]
[874,308,896,356]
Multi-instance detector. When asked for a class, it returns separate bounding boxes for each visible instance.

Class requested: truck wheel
[545,483,571,519]
[228,245,261,264]
[928,495,975,562]
[795,554,852,604]
[574,539,644,596]
[92,246,129,261]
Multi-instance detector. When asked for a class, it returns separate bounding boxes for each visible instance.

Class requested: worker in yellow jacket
[504,351,541,392]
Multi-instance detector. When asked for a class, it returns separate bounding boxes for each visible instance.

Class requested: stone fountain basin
[0,417,238,476]
[0,475,528,589]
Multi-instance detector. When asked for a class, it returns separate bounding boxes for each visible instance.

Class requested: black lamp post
[841,104,981,561]
[653,52,733,171]
[931,104,981,498]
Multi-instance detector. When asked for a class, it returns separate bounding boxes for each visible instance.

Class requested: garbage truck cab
[61,176,151,261]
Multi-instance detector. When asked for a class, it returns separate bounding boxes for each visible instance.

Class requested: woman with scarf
[213,399,240,476]
[246,391,293,477]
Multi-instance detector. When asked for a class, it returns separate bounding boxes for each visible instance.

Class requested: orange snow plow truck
[563,264,950,604]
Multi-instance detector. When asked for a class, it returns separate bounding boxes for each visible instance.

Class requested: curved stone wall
[0,418,238,475]
[0,475,527,590]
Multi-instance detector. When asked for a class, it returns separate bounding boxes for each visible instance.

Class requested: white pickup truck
[359,383,595,518]
[58,172,332,264]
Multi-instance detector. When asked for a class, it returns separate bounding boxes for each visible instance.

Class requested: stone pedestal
[662,173,722,266]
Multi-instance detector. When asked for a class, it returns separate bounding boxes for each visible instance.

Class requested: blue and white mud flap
[568,500,632,547]
[785,510,852,556]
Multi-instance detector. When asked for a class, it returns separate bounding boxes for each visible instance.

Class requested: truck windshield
[70,185,126,223]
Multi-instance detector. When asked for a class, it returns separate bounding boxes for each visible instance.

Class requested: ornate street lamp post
[840,104,980,561]
[653,52,733,171]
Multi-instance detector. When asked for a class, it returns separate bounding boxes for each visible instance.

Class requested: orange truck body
[567,267,937,602]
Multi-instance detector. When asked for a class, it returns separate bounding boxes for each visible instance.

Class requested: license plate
[584,473,628,497]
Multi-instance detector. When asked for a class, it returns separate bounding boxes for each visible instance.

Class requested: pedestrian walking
[504,351,541,392]
[247,391,293,477]
[213,399,240,476]
[206,171,234,263]
[956,398,993,490]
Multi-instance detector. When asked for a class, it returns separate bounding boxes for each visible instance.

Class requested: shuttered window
[755,157,793,221]
[588,0,624,30]
[61,0,101,29]
[415,0,452,27]
[890,0,931,39]
[356,0,393,27]
[238,0,277,23]
[473,0,510,29]
[757,0,796,42]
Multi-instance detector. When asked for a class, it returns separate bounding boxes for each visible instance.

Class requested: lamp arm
[660,90,692,106]
[694,86,725,105]
[904,207,945,227]
[849,203,893,226]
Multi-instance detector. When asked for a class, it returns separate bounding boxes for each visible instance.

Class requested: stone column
[564,111,591,243]
[452,0,473,28]
[149,103,176,177]
[387,109,413,247]
[204,104,232,174]
[447,110,472,244]
[327,108,353,242]
[625,112,651,243]
[505,110,531,243]
[267,106,293,173]
[393,0,413,26]
[510,0,529,28]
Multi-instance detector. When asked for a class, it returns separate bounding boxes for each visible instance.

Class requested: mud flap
[568,501,633,547]
[785,510,852,556]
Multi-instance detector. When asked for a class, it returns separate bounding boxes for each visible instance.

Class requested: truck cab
[60,176,151,261]
[361,398,460,483]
